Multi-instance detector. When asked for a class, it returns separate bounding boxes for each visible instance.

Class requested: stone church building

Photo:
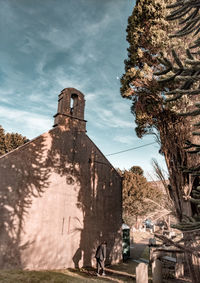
[0,88,122,270]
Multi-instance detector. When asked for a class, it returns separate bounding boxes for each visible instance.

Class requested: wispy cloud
[0,105,52,138]
[0,0,166,175]
[40,28,78,51]
[88,107,133,129]
[84,92,96,102]
[83,13,111,36]
[113,135,136,145]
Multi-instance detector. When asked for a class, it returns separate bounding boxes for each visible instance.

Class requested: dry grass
[0,231,153,283]
[0,269,110,283]
[0,264,137,283]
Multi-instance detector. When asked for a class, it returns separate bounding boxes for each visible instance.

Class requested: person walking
[95,241,107,276]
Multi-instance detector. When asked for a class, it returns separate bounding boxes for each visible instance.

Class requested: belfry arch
[53,88,86,131]
[70,93,78,115]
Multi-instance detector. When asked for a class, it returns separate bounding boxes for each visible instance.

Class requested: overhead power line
[106,142,157,157]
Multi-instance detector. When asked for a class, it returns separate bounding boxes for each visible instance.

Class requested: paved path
[130,232,149,261]
[130,242,148,260]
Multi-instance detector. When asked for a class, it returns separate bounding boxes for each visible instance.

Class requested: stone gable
[0,88,122,269]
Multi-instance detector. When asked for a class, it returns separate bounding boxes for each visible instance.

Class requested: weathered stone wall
[0,125,122,270]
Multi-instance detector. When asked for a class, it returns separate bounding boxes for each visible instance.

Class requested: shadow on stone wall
[0,126,122,269]
[0,135,51,268]
[47,126,122,268]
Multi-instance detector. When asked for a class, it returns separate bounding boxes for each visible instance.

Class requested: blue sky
[0,0,167,179]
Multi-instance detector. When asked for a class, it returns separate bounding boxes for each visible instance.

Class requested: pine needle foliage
[121,0,171,138]
[120,0,192,224]
[121,1,200,279]
[156,1,200,236]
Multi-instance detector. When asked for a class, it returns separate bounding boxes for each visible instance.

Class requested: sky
[0,0,168,180]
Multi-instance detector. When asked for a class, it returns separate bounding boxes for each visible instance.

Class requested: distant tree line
[0,125,28,156]
[119,165,164,227]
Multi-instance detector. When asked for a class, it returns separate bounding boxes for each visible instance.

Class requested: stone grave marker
[136,262,148,283]
[175,262,184,278]
[175,254,184,279]
[152,259,162,283]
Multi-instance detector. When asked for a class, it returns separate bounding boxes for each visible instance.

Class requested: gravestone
[136,262,148,283]
[175,262,184,278]
[152,259,162,283]
[175,255,184,279]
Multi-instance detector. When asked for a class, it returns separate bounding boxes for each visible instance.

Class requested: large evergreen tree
[155,1,200,281]
[121,0,196,222]
[121,0,200,281]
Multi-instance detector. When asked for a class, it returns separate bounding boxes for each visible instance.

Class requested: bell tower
[53,88,86,131]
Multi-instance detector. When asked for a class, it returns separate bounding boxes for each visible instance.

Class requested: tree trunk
[158,114,200,280]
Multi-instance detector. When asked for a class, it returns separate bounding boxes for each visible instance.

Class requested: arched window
[70,93,78,115]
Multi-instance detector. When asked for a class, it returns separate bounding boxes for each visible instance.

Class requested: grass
[0,266,137,283]
[0,269,109,283]
[0,232,152,282]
